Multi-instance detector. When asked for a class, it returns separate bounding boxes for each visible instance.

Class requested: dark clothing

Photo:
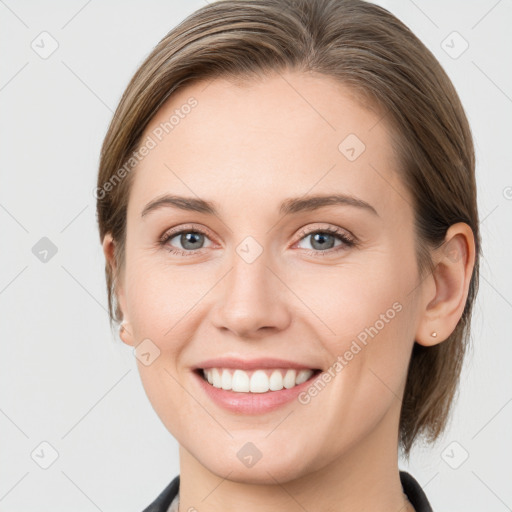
[142,470,433,512]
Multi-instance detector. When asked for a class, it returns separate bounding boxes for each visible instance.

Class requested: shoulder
[141,475,180,512]
[399,471,433,512]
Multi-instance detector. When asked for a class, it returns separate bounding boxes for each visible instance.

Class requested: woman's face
[112,72,429,483]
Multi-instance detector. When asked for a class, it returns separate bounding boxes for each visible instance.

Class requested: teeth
[212,368,222,388]
[221,369,232,390]
[283,370,296,389]
[295,369,311,385]
[232,369,249,392]
[250,370,268,393]
[269,370,283,391]
[202,368,315,393]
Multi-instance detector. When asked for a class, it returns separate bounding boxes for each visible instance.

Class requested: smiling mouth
[195,367,322,393]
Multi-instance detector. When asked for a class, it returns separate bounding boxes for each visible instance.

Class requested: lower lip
[192,370,320,415]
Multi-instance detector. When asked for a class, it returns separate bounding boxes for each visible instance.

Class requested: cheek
[306,253,416,406]
[125,260,203,436]
[291,259,411,346]
[124,255,211,341]
[122,259,212,423]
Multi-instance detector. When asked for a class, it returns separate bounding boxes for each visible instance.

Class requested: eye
[159,224,214,256]
[159,224,357,257]
[294,225,356,256]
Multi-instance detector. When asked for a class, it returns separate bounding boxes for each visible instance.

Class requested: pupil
[182,232,203,250]
[312,233,334,250]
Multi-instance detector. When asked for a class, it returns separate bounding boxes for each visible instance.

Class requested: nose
[211,247,292,339]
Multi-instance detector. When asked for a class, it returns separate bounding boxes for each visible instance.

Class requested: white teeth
[283,369,296,389]
[295,369,311,385]
[250,370,269,393]
[212,368,222,388]
[232,369,250,392]
[269,370,283,391]
[202,368,315,393]
[221,369,232,390]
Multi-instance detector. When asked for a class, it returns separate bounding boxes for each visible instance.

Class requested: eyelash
[159,224,357,257]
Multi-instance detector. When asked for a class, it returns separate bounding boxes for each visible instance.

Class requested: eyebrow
[141,193,378,218]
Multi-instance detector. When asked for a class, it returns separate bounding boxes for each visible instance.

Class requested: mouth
[194,367,322,393]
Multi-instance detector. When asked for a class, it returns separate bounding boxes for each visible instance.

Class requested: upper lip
[193,357,320,371]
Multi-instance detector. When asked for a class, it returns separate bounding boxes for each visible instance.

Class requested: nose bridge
[212,237,290,336]
[230,240,271,299]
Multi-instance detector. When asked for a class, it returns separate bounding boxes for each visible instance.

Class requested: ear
[415,222,476,346]
[102,233,135,347]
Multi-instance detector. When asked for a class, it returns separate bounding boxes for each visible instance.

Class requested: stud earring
[431,331,437,338]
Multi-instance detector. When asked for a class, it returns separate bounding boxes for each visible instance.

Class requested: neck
[177,403,414,512]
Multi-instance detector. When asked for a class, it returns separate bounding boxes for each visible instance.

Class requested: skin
[103,71,475,512]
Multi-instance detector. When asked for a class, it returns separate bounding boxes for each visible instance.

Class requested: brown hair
[96,0,480,458]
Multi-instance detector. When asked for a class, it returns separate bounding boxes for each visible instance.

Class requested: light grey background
[1,1,510,511]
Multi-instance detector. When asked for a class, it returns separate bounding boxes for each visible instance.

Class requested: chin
[198,450,313,485]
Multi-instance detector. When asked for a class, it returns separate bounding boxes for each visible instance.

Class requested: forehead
[129,71,410,222]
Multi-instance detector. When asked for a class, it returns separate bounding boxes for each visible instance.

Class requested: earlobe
[415,222,475,347]
[119,322,136,347]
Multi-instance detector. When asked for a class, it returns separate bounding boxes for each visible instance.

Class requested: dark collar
[142,471,433,512]
[399,471,433,511]
[142,475,179,512]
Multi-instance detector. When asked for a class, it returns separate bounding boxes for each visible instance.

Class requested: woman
[96,0,480,510]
